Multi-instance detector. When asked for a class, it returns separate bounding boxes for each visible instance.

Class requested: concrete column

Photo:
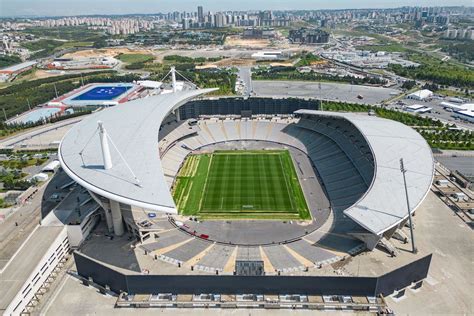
[104,206,114,234]
[88,191,113,233]
[109,199,124,236]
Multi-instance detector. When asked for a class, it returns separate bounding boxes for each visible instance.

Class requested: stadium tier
[59,90,433,254]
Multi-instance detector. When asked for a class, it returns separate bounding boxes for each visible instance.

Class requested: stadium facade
[59,88,434,251]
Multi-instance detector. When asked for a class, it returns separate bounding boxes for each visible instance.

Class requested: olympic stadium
[56,85,435,306]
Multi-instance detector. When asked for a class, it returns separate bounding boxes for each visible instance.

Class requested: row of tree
[322,101,472,150]
[389,56,474,88]
[0,71,139,120]
[253,69,387,86]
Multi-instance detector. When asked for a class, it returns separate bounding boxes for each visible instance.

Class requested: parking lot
[387,96,473,130]
[253,80,400,105]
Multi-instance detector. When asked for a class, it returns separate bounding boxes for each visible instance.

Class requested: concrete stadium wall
[74,252,432,298]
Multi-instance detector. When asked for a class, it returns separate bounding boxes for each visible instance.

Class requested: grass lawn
[173,150,310,220]
[115,53,154,64]
[436,89,471,98]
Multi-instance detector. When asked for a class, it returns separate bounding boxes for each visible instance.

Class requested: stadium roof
[60,93,433,236]
[295,109,434,235]
[59,89,216,213]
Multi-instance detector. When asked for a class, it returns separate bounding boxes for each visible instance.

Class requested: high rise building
[198,6,204,23]
[215,13,226,28]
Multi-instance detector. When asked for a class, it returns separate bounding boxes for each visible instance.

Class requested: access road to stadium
[0,170,73,270]
[237,66,252,96]
[253,80,399,105]
[0,117,86,270]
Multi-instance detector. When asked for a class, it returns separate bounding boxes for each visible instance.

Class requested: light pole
[400,158,417,254]
[319,82,323,111]
[53,83,59,99]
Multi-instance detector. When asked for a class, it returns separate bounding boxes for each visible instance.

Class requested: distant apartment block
[242,28,276,39]
[289,28,330,44]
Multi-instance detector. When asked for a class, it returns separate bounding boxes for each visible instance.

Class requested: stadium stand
[162,238,211,263]
[159,116,373,213]
[151,113,377,270]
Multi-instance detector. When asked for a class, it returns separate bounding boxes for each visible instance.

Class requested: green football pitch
[172,150,311,220]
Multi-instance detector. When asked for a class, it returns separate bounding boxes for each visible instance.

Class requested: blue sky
[1,0,472,17]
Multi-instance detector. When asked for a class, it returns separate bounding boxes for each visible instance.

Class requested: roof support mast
[171,66,177,93]
[98,121,113,170]
[400,158,417,254]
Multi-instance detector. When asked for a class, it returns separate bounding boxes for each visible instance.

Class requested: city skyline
[1,0,473,17]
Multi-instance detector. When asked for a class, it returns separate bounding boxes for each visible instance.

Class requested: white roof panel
[295,110,434,235]
[59,89,216,213]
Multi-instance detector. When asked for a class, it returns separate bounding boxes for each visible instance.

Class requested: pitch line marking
[198,154,213,212]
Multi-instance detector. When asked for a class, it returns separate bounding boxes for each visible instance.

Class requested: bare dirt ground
[268,62,295,67]
[62,47,154,59]
[213,58,255,67]
[18,69,65,81]
[224,36,272,48]
[33,69,72,80]
[58,46,308,68]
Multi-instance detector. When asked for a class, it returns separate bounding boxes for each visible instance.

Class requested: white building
[136,80,163,89]
[32,172,49,182]
[251,51,284,61]
[453,110,474,123]
[42,160,61,173]
[407,89,433,101]
[440,102,474,112]
[405,104,432,113]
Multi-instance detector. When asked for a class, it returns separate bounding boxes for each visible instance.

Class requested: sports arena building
[60,88,433,248]
[56,85,435,307]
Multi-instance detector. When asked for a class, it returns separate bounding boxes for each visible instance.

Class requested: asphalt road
[237,67,252,96]
[435,155,474,177]
[0,116,84,149]
[0,170,72,270]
